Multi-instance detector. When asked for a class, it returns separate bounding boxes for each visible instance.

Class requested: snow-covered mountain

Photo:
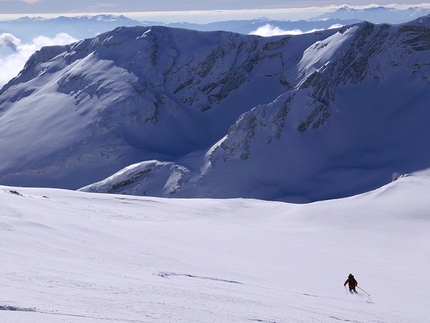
[1,16,430,202]
[1,14,351,44]
[0,25,311,190]
[312,5,430,24]
[166,18,358,35]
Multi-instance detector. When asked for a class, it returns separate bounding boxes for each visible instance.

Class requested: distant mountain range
[1,5,430,44]
[312,5,430,23]
[0,14,352,46]
[1,14,430,202]
[0,15,143,43]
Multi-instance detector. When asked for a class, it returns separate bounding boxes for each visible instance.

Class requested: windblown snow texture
[1,174,430,322]
[1,16,430,201]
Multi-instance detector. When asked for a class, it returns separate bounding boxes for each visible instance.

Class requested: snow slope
[1,173,430,322]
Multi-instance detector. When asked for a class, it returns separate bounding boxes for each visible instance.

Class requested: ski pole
[357,286,370,296]
[345,286,349,295]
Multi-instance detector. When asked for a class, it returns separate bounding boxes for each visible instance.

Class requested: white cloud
[0,33,21,51]
[0,33,77,87]
[328,24,344,29]
[250,24,304,37]
[250,23,346,37]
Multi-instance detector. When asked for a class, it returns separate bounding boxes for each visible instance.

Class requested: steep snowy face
[0,25,335,189]
[82,17,430,201]
[198,17,430,201]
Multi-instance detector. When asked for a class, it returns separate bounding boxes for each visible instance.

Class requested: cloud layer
[0,33,77,87]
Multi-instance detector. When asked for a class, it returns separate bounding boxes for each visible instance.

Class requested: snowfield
[1,173,429,322]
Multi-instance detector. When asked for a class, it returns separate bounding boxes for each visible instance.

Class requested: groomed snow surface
[1,173,429,322]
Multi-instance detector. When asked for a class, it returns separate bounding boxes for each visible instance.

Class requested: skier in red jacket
[344,273,358,293]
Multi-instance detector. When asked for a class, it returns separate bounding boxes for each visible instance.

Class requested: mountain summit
[1,17,430,202]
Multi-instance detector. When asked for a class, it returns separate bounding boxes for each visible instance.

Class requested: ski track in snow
[157,271,244,284]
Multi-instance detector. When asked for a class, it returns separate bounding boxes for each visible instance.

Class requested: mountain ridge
[1,25,332,191]
[312,5,430,23]
[2,16,430,201]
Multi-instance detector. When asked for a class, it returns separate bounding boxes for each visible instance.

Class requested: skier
[344,273,358,293]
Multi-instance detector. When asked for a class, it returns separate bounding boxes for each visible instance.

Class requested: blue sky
[1,1,426,14]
